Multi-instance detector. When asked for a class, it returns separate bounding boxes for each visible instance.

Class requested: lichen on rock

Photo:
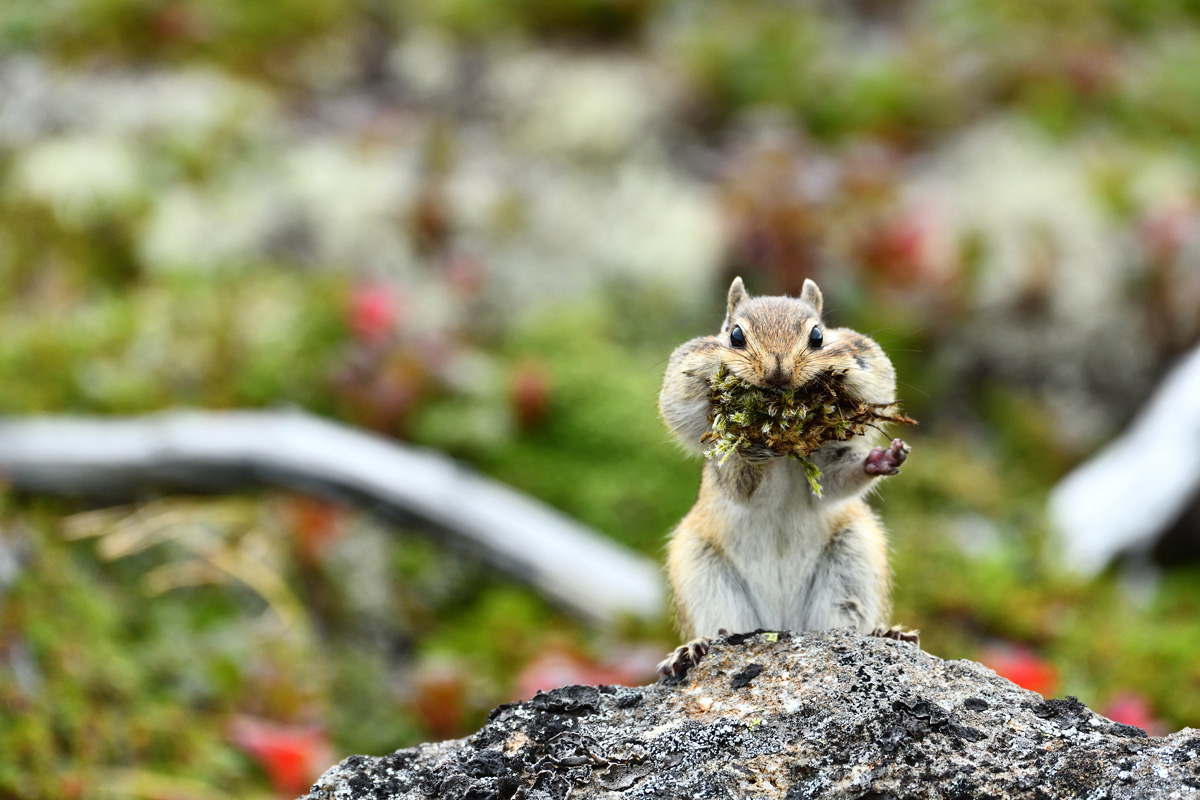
[300,629,1200,799]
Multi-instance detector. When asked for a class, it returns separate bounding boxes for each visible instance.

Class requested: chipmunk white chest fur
[657,277,913,674]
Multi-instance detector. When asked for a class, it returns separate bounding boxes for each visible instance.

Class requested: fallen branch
[1049,342,1200,574]
[0,410,664,626]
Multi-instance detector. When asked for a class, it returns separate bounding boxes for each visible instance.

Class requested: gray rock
[301,629,1200,799]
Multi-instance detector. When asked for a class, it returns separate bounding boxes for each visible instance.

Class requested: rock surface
[301,629,1200,799]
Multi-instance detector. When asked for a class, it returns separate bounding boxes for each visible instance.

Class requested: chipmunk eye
[730,325,746,348]
[809,326,823,348]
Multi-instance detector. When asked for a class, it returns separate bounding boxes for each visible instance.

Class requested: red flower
[513,646,660,700]
[1101,692,1162,735]
[283,494,344,564]
[978,645,1059,697]
[510,361,552,429]
[857,205,943,288]
[412,663,469,741]
[348,284,400,344]
[228,716,333,796]
[1140,201,1196,264]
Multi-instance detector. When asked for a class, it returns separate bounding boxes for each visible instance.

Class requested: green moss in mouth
[701,364,917,495]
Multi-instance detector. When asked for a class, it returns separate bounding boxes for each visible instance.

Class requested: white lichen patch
[13,136,144,226]
[0,53,724,322]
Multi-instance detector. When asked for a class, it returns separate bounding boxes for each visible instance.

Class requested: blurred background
[3,0,1200,796]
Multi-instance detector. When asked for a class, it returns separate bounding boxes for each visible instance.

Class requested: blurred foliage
[413,300,699,553]
[5,266,1200,797]
[4,0,1200,796]
[6,0,1200,151]
[0,268,348,414]
[1,0,370,73]
[407,0,657,42]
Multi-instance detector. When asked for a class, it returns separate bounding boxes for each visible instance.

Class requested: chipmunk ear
[724,276,748,330]
[800,278,823,316]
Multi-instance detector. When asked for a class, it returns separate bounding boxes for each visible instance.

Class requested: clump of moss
[701,364,916,495]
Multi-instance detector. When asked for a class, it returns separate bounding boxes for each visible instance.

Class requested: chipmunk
[658,277,914,678]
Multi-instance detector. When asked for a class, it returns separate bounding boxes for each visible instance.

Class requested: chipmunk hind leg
[798,507,892,633]
[661,522,765,679]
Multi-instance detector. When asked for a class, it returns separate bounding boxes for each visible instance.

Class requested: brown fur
[658,277,905,643]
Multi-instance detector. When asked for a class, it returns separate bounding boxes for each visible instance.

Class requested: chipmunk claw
[657,636,713,682]
[871,625,920,645]
[740,443,785,463]
[865,438,910,476]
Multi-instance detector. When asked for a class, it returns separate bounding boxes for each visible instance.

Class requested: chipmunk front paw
[657,637,712,682]
[865,438,910,476]
[739,443,785,464]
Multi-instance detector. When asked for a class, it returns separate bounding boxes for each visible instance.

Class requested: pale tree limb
[0,410,665,627]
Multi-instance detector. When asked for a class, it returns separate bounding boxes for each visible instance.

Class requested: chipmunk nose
[764,355,790,387]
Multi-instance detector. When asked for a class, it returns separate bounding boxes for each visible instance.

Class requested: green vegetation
[4,0,1200,796]
[702,363,916,493]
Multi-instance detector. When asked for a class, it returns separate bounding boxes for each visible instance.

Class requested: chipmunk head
[718,276,834,390]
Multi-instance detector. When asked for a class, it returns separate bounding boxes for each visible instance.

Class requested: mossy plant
[701,364,917,495]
